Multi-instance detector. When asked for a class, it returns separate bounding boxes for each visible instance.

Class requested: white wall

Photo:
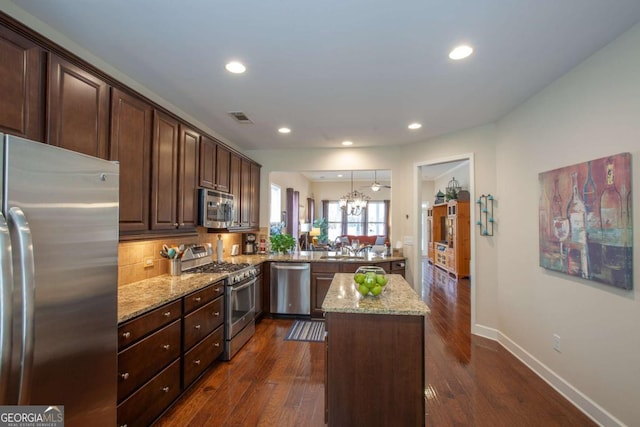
[490,22,640,426]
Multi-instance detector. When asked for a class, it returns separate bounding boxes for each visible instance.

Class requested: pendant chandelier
[339,171,370,216]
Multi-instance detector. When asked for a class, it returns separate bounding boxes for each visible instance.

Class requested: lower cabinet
[117,280,225,426]
[117,359,181,427]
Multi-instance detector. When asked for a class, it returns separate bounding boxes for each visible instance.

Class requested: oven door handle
[231,278,256,292]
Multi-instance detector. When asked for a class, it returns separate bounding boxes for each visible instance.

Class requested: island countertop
[322,272,430,316]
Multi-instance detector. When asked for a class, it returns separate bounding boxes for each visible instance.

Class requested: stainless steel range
[181,244,257,360]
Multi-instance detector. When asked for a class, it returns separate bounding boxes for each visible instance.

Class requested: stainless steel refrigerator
[0,134,118,426]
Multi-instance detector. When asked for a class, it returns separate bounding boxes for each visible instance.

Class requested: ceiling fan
[369,170,391,192]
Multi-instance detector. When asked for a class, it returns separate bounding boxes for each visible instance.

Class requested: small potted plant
[270,233,296,254]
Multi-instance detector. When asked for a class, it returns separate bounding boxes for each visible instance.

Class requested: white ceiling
[7,1,640,151]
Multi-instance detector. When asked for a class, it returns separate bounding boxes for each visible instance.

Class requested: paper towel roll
[216,235,224,262]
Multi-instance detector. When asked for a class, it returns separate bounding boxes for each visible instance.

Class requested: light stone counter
[322,272,430,316]
[118,251,407,324]
[118,272,226,323]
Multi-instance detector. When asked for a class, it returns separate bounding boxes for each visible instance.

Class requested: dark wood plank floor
[156,261,596,426]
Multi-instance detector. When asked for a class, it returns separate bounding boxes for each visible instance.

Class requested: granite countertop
[322,273,430,316]
[118,251,407,324]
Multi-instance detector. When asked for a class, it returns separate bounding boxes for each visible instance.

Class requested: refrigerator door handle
[7,207,35,405]
[0,212,13,403]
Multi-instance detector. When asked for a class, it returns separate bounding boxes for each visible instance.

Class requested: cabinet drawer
[183,297,224,351]
[118,300,181,349]
[118,320,181,402]
[311,262,340,273]
[183,281,224,314]
[390,260,406,272]
[117,358,181,427]
[183,325,224,388]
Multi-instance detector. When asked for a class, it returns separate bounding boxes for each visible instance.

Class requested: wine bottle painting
[538,153,633,289]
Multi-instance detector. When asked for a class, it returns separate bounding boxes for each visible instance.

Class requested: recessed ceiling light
[449,45,473,60]
[337,174,343,178]
[408,123,422,130]
[225,61,246,74]
[341,140,353,146]
[278,127,291,134]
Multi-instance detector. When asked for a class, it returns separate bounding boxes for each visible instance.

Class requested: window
[323,200,389,242]
[270,184,281,224]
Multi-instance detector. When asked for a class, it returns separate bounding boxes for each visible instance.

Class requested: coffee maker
[243,233,257,254]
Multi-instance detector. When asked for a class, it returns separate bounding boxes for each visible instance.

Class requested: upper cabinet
[110,88,153,234]
[0,25,45,141]
[177,124,199,231]
[47,53,110,159]
[0,19,260,239]
[150,111,180,231]
[199,135,230,193]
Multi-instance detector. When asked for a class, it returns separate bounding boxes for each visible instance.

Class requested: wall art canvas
[539,153,633,289]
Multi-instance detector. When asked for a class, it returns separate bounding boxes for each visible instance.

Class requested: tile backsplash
[118,229,242,286]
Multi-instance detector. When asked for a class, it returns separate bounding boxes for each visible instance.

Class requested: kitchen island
[322,273,430,426]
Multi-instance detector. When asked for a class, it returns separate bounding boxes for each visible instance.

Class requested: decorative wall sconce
[476,194,495,236]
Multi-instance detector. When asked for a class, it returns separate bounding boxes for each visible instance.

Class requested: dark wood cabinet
[228,153,260,231]
[0,25,45,141]
[199,135,230,192]
[182,281,225,389]
[215,144,231,192]
[325,311,426,426]
[178,124,199,231]
[47,54,109,159]
[250,162,261,228]
[117,300,183,427]
[240,158,251,227]
[311,262,340,318]
[110,88,152,234]
[151,111,179,230]
[229,152,242,227]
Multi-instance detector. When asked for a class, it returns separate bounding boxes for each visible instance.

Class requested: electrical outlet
[144,256,154,268]
[553,333,561,353]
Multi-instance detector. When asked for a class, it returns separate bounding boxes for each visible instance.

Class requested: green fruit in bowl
[364,274,376,287]
[376,274,388,286]
[358,284,370,296]
[354,273,365,284]
[370,285,383,296]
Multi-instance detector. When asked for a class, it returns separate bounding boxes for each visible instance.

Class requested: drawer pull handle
[194,359,201,365]
[122,332,131,339]
[215,287,222,293]
[214,343,220,348]
[162,344,171,350]
[194,297,202,302]
[120,424,128,427]
[194,324,201,330]
[163,311,171,317]
[162,386,170,393]
[120,373,129,380]
[213,312,220,317]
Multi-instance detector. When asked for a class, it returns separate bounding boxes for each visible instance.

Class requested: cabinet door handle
[174,223,179,227]
[122,331,131,339]
[120,424,128,427]
[212,311,220,317]
[163,311,171,317]
[162,344,171,350]
[214,342,220,348]
[194,359,201,365]
[194,296,202,302]
[194,324,201,330]
[120,373,129,380]
[215,287,222,293]
[180,223,185,227]
[162,386,170,393]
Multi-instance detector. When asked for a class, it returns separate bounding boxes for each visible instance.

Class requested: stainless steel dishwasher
[270,262,311,315]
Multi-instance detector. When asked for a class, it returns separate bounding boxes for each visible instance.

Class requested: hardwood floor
[156,261,596,426]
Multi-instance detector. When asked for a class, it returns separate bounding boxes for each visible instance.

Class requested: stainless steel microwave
[198,188,235,228]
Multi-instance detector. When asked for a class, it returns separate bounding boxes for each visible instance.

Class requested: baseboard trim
[472,324,623,427]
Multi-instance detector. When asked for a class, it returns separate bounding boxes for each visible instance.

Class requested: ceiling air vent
[228,111,253,123]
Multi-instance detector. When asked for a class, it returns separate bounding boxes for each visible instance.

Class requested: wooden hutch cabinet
[429,199,470,278]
